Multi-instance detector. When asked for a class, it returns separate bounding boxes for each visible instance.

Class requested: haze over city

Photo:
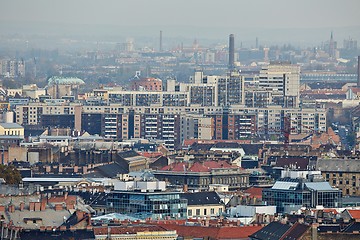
[1,0,360,46]
[1,1,360,240]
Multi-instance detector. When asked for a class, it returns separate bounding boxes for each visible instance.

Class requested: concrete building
[258,62,300,108]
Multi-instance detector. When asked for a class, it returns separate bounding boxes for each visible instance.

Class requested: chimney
[29,202,35,211]
[60,226,67,231]
[312,223,319,240]
[357,56,360,87]
[228,34,235,70]
[183,184,188,193]
[55,204,63,211]
[8,205,15,213]
[41,200,46,211]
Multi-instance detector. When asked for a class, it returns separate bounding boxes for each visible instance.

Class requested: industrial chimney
[358,56,360,87]
[160,30,163,52]
[228,34,235,70]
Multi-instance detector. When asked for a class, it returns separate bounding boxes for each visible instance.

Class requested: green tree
[0,165,22,184]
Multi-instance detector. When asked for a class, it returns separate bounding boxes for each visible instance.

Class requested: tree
[0,165,22,185]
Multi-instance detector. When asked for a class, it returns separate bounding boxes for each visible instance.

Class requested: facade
[0,59,25,77]
[131,77,163,91]
[317,159,360,196]
[263,171,342,213]
[258,63,300,108]
[107,181,187,220]
[0,123,24,137]
[46,76,85,99]
[155,161,249,191]
[181,192,225,218]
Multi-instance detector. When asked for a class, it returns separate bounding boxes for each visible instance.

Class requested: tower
[228,34,235,70]
[358,56,360,87]
[160,30,163,52]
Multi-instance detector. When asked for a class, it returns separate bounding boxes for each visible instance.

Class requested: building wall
[187,204,224,218]
[323,171,360,196]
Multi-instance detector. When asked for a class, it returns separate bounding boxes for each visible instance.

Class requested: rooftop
[47,76,85,85]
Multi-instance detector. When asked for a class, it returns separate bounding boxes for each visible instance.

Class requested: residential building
[258,62,300,108]
[317,159,360,196]
[181,192,225,218]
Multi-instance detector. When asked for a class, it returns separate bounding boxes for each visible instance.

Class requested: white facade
[114,180,166,191]
[227,205,277,218]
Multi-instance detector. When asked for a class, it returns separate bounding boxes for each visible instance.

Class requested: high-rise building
[228,34,235,70]
[259,62,300,108]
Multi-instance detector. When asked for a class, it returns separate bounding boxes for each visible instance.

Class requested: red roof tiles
[348,210,360,219]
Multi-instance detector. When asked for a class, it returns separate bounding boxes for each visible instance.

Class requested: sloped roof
[347,209,360,219]
[304,182,334,191]
[181,191,222,206]
[249,221,291,240]
[317,159,360,172]
[159,224,262,239]
[272,181,299,190]
[0,123,23,129]
[244,187,263,199]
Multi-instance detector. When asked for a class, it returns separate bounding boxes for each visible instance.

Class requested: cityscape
[0,0,360,239]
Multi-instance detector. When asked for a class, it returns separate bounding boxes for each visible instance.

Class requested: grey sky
[1,0,359,28]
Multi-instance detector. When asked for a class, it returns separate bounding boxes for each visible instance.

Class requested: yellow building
[0,123,24,137]
[182,192,225,218]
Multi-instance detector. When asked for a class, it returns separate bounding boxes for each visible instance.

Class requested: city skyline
[0,0,359,45]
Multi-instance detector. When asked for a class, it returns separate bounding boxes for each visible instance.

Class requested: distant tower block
[160,30,163,52]
[264,47,269,62]
[228,34,235,70]
[358,56,360,87]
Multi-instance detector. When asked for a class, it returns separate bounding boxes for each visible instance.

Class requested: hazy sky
[1,0,359,45]
[1,0,359,28]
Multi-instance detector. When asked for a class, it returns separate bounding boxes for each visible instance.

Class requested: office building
[263,170,342,213]
[107,180,187,220]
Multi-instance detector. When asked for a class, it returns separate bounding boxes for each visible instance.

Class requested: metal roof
[48,76,85,85]
[272,181,299,190]
[305,182,335,191]
[0,123,23,129]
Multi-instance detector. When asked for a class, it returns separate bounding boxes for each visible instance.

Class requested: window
[211,208,215,214]
[204,209,207,215]
[196,209,200,216]
[188,209,192,216]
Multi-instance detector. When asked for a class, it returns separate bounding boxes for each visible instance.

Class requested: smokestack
[358,56,360,87]
[228,34,235,70]
[160,30,163,52]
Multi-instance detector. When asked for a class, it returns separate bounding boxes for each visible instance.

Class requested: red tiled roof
[158,224,262,239]
[348,210,360,219]
[94,226,167,235]
[244,187,263,199]
[161,161,236,173]
[160,162,188,172]
[189,162,211,172]
[216,226,263,239]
